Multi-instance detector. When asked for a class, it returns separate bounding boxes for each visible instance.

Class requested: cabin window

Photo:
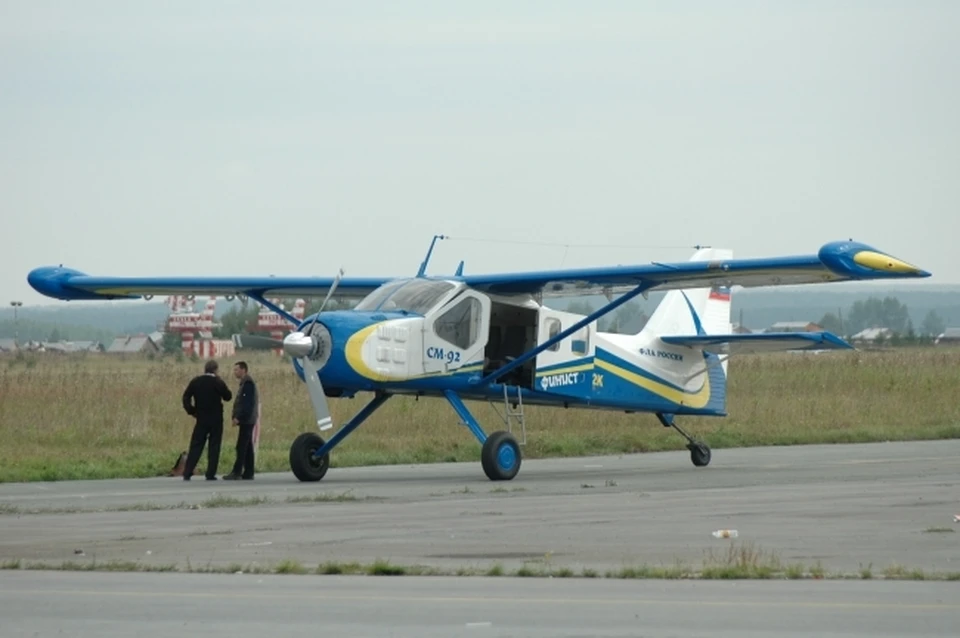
[546,318,561,351]
[434,296,482,349]
[571,330,589,355]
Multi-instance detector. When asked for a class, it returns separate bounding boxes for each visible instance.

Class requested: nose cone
[282,322,333,365]
[282,332,315,359]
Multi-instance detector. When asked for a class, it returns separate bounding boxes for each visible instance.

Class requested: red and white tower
[162,296,235,358]
[252,298,307,354]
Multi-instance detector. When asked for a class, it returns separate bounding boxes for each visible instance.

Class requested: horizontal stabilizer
[660,331,852,355]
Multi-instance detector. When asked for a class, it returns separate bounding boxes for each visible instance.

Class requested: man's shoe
[205,476,217,480]
[222,473,240,480]
[241,475,254,480]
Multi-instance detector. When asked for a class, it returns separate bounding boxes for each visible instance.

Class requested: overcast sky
[2,1,956,306]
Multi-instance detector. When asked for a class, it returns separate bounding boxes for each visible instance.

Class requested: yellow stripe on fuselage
[594,359,711,409]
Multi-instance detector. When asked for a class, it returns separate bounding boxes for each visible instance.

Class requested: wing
[27,267,392,301]
[27,239,930,303]
[660,331,853,355]
[459,240,930,297]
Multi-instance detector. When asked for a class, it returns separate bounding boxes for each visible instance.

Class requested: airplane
[26,236,930,482]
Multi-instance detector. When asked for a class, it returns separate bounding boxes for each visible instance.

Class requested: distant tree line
[817,296,947,342]
[0,319,115,344]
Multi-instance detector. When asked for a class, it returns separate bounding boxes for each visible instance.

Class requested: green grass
[4,542,959,581]
[1,347,959,482]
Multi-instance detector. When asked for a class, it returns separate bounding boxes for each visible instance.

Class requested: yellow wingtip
[852,251,922,275]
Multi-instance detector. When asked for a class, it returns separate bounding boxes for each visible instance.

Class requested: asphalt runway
[1,440,959,575]
[2,570,958,638]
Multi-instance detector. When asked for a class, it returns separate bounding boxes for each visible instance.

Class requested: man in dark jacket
[181,359,233,481]
[224,360,258,480]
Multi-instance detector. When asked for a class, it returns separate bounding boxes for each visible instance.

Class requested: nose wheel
[290,432,330,482]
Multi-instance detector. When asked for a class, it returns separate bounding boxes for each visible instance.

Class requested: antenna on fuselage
[417,234,447,277]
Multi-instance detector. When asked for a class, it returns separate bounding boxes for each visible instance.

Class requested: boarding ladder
[490,384,527,445]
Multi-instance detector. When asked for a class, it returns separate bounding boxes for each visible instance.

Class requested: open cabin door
[533,307,595,395]
[421,290,491,375]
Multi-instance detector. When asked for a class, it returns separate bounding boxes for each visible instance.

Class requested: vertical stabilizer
[641,248,734,339]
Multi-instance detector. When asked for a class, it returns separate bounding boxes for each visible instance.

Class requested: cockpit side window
[434,296,482,349]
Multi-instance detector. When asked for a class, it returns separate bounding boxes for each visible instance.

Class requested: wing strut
[247,293,302,326]
[474,281,653,387]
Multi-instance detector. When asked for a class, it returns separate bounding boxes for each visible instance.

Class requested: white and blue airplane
[27,237,930,482]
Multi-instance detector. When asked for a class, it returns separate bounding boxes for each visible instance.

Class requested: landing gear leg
[656,412,711,467]
[289,391,391,482]
[444,390,521,481]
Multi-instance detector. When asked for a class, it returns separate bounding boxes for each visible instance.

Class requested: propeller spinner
[284,321,334,431]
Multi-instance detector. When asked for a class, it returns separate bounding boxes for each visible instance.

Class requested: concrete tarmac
[1,440,959,574]
[1,570,958,637]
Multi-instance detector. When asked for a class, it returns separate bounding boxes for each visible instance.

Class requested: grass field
[1,347,958,483]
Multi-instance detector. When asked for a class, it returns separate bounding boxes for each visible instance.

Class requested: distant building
[106,334,161,354]
[0,338,18,353]
[69,341,105,353]
[934,327,960,345]
[850,327,893,344]
[38,341,72,354]
[766,321,823,333]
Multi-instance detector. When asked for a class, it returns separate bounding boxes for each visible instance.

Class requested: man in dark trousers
[181,359,233,481]
[224,360,258,480]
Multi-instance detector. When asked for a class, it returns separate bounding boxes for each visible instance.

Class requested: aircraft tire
[689,442,711,467]
[481,431,521,481]
[290,432,330,482]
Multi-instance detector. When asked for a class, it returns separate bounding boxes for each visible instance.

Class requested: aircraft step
[490,384,527,445]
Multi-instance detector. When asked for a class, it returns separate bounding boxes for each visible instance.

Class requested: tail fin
[595,247,734,416]
[641,247,734,339]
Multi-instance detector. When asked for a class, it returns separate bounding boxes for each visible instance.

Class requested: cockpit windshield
[354,279,457,315]
[353,280,407,312]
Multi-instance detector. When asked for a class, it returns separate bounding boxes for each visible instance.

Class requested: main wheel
[290,432,330,482]
[481,431,522,481]
[688,441,711,467]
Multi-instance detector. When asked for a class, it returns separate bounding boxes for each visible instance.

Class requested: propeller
[287,322,334,430]
[231,334,284,350]
[282,268,344,432]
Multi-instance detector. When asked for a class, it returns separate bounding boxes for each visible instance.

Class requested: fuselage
[292,277,728,417]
